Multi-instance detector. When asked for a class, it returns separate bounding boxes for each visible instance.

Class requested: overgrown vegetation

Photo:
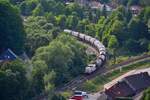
[142,87,150,100]
[0,0,149,99]
[81,59,150,92]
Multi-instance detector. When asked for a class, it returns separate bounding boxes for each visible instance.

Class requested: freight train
[64,29,106,74]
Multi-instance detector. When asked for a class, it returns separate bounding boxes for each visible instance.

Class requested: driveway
[84,93,101,100]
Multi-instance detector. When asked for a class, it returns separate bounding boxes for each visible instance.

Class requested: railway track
[34,55,150,100]
[55,54,150,93]
[33,28,150,99]
[55,30,150,92]
[34,54,150,100]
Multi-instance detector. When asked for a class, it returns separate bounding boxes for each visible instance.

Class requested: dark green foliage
[0,0,25,54]
[114,0,150,6]
[99,0,110,4]
[127,0,140,6]
[9,0,24,5]
[66,15,79,30]
[31,60,48,94]
[56,15,67,29]
[139,7,150,23]
[20,0,38,16]
[1,0,149,99]
[96,6,150,55]
[51,27,61,39]
[0,60,28,100]
[24,16,53,56]
[32,4,44,16]
[51,94,66,100]
[32,34,87,86]
[141,88,150,100]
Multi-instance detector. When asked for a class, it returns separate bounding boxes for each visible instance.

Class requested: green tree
[125,39,140,53]
[32,34,87,86]
[24,16,52,55]
[0,60,28,100]
[108,35,119,64]
[43,71,56,99]
[85,23,96,37]
[32,60,48,95]
[148,43,150,51]
[128,18,149,40]
[0,0,26,54]
[51,27,61,39]
[56,15,66,29]
[139,7,150,23]
[32,4,44,16]
[127,0,140,6]
[45,12,57,25]
[77,19,89,33]
[20,0,38,16]
[67,15,79,30]
[32,39,74,86]
[141,88,150,100]
[51,94,66,100]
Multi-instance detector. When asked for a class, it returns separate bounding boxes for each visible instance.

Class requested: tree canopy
[0,60,28,100]
[0,0,26,54]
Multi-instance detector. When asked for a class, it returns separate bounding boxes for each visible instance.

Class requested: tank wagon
[64,29,106,74]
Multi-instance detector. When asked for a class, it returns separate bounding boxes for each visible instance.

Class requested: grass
[108,51,150,67]
[108,56,130,66]
[61,91,72,98]
[80,58,150,93]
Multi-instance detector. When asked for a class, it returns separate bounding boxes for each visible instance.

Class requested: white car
[74,91,88,98]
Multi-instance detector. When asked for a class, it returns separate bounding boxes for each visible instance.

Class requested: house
[90,1,102,9]
[123,72,150,93]
[105,81,135,100]
[130,5,142,16]
[0,49,30,63]
[66,0,114,13]
[104,72,150,100]
[0,49,17,62]
[90,1,113,11]
[74,0,90,6]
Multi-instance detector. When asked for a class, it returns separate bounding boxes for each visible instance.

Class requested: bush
[82,80,97,92]
[51,94,66,100]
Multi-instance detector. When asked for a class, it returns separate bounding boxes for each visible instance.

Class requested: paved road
[84,93,101,100]
[84,92,108,100]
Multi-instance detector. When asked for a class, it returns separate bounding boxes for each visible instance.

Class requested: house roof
[105,81,135,99]
[124,72,150,92]
[130,5,142,11]
[0,49,17,62]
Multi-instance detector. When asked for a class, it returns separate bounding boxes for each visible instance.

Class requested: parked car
[69,95,83,100]
[74,91,88,98]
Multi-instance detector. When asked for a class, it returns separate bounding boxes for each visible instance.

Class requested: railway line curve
[64,29,107,74]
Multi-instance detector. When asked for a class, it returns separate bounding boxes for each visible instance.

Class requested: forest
[0,0,149,100]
